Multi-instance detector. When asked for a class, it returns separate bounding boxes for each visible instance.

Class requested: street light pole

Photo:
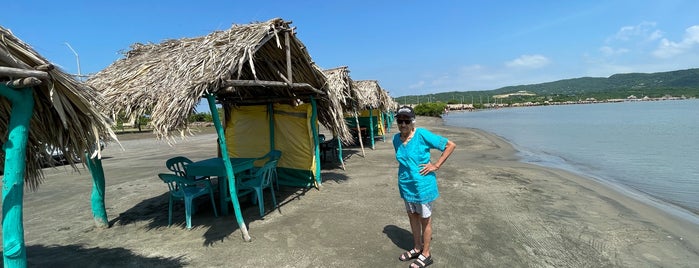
[65,43,82,81]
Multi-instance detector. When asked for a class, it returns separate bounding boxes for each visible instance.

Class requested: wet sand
[5,116,699,267]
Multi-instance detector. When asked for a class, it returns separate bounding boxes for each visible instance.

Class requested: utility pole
[65,43,82,81]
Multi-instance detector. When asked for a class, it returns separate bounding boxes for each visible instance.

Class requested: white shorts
[405,201,434,218]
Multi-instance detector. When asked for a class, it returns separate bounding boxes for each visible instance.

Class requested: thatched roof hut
[352,80,383,111]
[352,80,397,112]
[87,18,350,142]
[0,26,116,190]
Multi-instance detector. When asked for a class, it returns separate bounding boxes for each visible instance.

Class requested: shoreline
[449,123,699,226]
[7,115,699,266]
[441,110,699,227]
[433,118,699,247]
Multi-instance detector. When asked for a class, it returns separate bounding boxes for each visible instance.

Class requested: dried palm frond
[1,26,118,190]
[352,80,383,111]
[321,66,354,143]
[88,18,349,143]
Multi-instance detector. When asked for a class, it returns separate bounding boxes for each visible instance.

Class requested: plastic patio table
[185,157,256,216]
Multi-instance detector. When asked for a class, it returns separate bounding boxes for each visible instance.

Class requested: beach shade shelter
[346,80,390,150]
[86,18,351,241]
[0,26,117,267]
[320,66,356,168]
[378,88,398,133]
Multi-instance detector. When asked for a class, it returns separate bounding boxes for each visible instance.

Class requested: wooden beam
[220,96,307,105]
[0,50,31,70]
[285,31,292,84]
[0,66,49,80]
[5,77,42,88]
[34,64,54,72]
[221,80,324,95]
[265,60,291,84]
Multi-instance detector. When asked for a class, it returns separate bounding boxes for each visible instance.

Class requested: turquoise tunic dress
[393,128,448,203]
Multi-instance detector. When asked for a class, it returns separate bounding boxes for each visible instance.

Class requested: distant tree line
[397,68,699,105]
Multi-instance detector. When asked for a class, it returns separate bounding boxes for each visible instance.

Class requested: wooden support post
[85,152,109,228]
[354,113,365,157]
[285,31,292,84]
[1,84,34,267]
[205,94,251,241]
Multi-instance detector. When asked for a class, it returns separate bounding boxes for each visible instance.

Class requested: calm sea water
[444,99,699,223]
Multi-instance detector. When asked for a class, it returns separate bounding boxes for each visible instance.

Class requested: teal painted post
[85,153,108,228]
[205,94,251,241]
[337,138,345,170]
[1,85,33,267]
[369,108,375,149]
[309,97,321,187]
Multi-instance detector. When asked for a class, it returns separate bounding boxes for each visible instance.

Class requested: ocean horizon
[443,99,699,225]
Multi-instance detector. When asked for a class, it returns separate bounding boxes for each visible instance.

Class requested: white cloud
[505,54,551,69]
[611,21,659,42]
[649,30,663,41]
[653,25,699,58]
[599,46,629,56]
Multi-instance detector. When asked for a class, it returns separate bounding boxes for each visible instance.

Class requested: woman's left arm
[419,140,456,175]
[434,140,456,169]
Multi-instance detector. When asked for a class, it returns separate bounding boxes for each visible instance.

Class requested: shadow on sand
[25,244,187,267]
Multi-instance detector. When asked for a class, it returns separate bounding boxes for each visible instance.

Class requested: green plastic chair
[165,156,210,182]
[158,173,218,229]
[247,150,282,190]
[238,159,279,217]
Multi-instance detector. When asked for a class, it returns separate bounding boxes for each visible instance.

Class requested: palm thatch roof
[87,18,351,142]
[0,26,117,190]
[378,87,398,113]
[351,80,395,112]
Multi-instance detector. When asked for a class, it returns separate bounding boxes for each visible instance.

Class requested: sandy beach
[5,116,699,267]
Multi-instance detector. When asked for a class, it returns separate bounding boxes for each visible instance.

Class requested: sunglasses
[397,119,413,125]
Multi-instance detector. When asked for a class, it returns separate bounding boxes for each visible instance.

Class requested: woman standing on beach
[393,106,456,268]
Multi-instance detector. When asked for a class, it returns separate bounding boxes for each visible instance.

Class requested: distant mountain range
[397,68,699,103]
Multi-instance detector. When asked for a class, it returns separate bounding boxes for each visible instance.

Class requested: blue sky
[3,0,698,105]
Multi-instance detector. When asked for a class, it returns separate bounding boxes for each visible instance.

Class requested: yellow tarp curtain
[225,103,316,175]
[358,109,385,136]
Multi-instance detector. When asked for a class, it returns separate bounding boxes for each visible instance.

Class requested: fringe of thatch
[1,26,118,190]
[87,18,348,143]
[321,66,355,144]
[377,87,398,112]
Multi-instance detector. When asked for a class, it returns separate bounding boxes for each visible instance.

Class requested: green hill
[397,68,699,104]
